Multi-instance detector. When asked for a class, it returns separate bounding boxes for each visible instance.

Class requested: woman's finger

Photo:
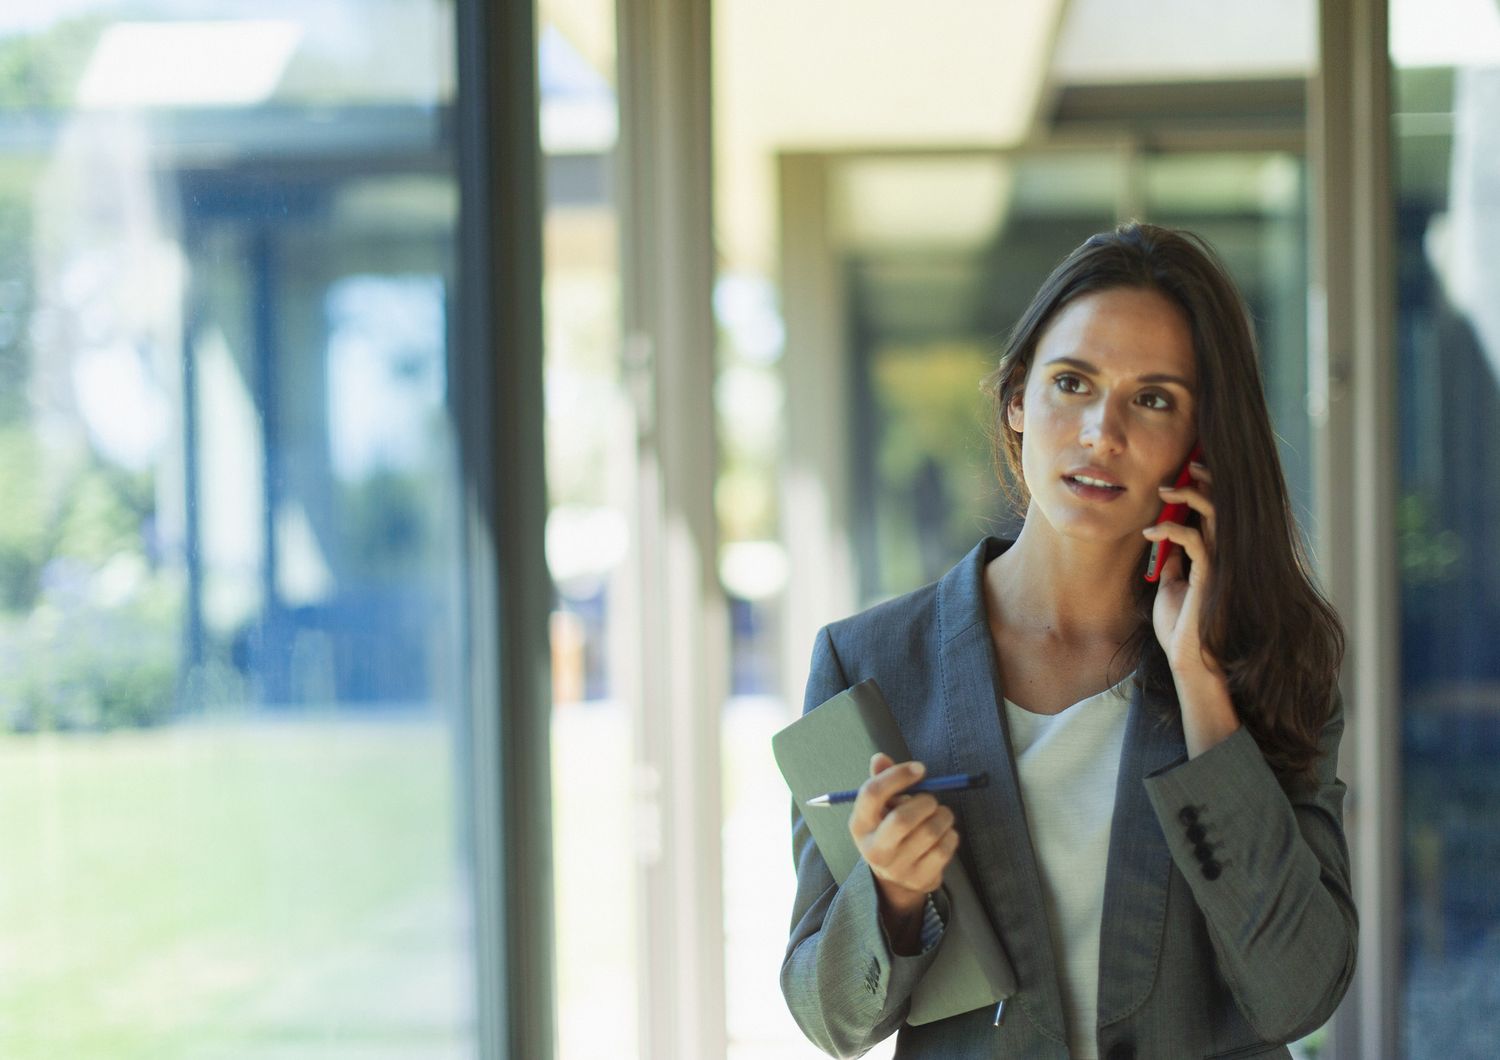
[879,801,954,863]
[1159,542,1187,587]
[873,808,958,889]
[864,794,943,861]
[1156,485,1215,528]
[872,829,945,886]
[1143,520,1211,574]
[848,760,926,836]
[1156,482,1215,553]
[905,828,962,892]
[858,791,936,869]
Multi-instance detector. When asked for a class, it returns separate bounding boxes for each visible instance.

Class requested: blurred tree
[340,467,437,582]
[53,462,151,566]
[0,16,111,425]
[0,16,108,110]
[0,191,31,427]
[0,426,47,610]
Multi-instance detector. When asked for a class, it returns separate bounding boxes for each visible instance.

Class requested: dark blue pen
[805,771,989,807]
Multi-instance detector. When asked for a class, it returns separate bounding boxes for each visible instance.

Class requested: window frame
[1313,1,1401,1057]
[454,0,555,1057]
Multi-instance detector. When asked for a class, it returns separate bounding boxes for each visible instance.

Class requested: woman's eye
[1054,374,1084,394]
[1139,391,1173,411]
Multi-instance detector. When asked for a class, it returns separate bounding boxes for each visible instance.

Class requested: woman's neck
[987,519,1142,645]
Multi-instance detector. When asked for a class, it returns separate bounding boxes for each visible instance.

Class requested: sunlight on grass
[0,717,475,1058]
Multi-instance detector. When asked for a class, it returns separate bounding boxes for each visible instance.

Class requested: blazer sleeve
[779,625,951,1059]
[1142,686,1359,1043]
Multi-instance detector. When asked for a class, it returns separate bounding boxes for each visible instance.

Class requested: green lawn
[0,718,473,1058]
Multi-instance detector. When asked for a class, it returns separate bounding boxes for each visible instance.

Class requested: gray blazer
[781,537,1357,1059]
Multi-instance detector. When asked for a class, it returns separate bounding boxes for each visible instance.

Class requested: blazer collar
[935,537,1184,1038]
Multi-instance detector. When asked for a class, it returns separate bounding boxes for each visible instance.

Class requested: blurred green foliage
[1398,492,1462,587]
[0,436,179,733]
[0,15,108,110]
[0,580,179,732]
[0,15,112,419]
[0,428,156,613]
[871,340,1002,590]
[54,461,153,564]
[873,341,994,489]
[0,426,47,609]
[0,196,31,426]
[0,18,182,732]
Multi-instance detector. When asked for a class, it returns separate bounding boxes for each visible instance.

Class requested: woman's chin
[1043,508,1150,546]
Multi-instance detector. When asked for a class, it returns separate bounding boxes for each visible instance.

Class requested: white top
[1003,674,1132,1060]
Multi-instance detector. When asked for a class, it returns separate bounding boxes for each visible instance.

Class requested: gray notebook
[773,678,1017,1025]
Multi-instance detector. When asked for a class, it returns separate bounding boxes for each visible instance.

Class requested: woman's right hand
[848,753,961,931]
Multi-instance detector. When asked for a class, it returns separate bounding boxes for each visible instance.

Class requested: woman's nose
[1080,401,1126,451]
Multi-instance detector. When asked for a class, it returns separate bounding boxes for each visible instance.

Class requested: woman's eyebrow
[1042,355,1195,391]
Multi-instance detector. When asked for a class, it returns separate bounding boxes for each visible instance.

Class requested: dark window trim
[454,1,554,1058]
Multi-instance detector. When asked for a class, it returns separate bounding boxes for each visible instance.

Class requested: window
[0,4,485,1054]
[1390,0,1500,1053]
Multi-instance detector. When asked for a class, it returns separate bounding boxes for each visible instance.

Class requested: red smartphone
[1145,442,1206,583]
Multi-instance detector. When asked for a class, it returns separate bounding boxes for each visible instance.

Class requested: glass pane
[712,2,1317,1059]
[1391,0,1500,1053]
[842,150,1312,604]
[845,150,1123,601]
[0,3,475,1056]
[536,2,639,1058]
[1142,151,1312,533]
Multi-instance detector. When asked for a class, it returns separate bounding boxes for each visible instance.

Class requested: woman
[780,223,1357,1059]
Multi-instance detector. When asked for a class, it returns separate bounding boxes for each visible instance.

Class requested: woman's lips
[1063,475,1126,502]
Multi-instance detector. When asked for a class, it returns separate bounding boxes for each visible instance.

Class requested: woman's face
[1008,286,1199,545]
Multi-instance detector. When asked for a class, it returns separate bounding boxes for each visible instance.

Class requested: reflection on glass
[0,3,475,1055]
[1392,1,1500,1052]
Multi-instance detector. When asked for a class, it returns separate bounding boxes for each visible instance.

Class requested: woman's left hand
[1143,460,1225,681]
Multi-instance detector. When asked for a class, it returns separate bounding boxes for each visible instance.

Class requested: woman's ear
[1006,392,1024,433]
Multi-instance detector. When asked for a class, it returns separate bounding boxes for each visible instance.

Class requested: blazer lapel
[1096,676,1185,1026]
[937,538,1067,1042]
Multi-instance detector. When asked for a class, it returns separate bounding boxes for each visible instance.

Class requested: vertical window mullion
[455,0,554,1057]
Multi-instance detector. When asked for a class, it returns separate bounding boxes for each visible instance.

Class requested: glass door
[1390,1,1500,1053]
[0,4,479,1054]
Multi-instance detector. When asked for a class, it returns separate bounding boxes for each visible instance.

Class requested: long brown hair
[981,222,1344,791]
